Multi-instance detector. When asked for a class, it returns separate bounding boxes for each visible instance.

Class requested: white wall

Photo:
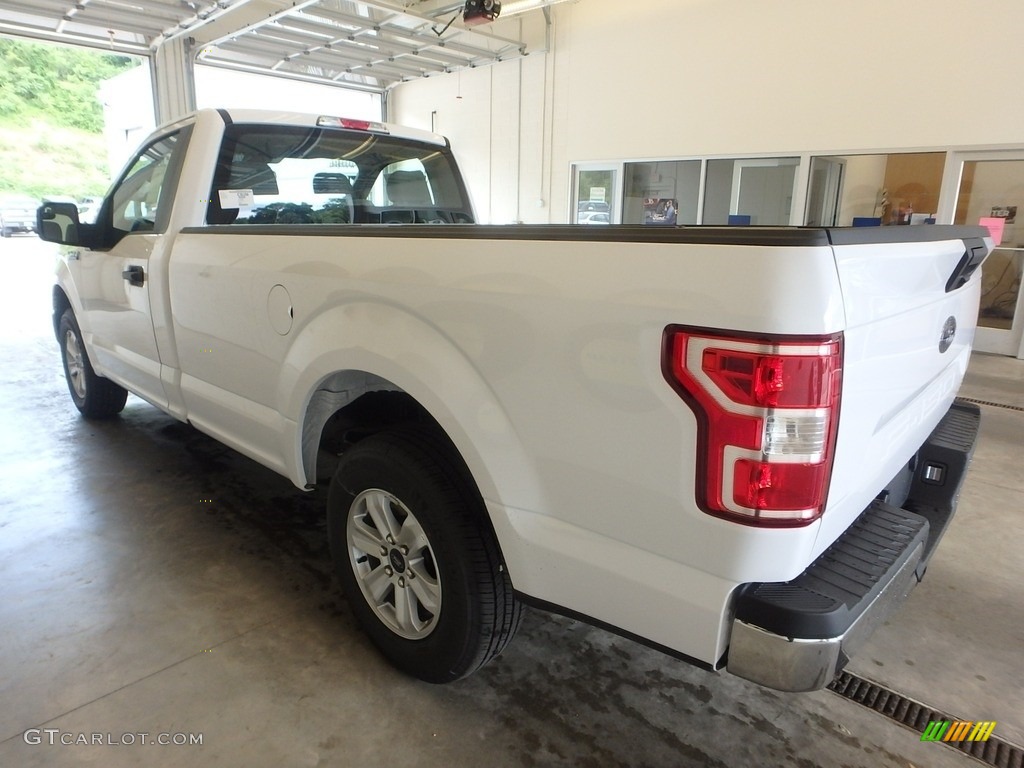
[390,0,1024,224]
[395,57,549,224]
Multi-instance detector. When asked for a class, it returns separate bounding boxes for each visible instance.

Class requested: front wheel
[58,308,128,418]
[328,428,521,683]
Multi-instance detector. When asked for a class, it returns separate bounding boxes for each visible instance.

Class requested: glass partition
[702,157,799,225]
[805,152,945,227]
[622,160,701,225]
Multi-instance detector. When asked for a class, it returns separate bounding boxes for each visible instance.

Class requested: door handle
[122,265,145,287]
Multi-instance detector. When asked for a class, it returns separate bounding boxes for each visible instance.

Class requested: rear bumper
[726,400,980,692]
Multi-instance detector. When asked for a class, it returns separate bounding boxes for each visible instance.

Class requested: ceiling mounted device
[463,0,501,26]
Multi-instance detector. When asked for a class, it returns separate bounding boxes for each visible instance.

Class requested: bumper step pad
[734,502,929,640]
[726,399,982,691]
[734,398,981,642]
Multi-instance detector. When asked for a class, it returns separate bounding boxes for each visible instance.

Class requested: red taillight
[663,327,843,527]
[340,118,372,131]
[316,116,390,134]
[701,348,839,408]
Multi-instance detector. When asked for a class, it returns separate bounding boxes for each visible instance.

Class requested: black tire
[58,308,128,418]
[328,428,521,683]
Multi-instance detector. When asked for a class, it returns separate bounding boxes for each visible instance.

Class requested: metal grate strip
[828,671,1024,768]
[958,397,1024,414]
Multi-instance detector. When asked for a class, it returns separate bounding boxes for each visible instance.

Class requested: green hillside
[0,38,139,199]
[0,120,113,199]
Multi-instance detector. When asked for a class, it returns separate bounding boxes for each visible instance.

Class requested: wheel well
[304,373,514,596]
[302,373,441,487]
[53,287,71,341]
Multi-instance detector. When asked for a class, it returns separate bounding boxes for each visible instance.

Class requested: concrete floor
[1,235,1021,767]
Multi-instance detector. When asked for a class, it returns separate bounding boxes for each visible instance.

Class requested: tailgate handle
[945,238,988,293]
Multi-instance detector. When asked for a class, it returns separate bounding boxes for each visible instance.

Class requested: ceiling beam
[0,19,150,55]
[153,0,269,49]
[214,31,442,78]
[305,6,521,62]
[193,56,388,91]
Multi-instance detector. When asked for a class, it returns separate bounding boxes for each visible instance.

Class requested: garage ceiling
[0,0,537,91]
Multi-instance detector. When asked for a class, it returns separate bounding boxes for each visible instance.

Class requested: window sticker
[218,189,254,210]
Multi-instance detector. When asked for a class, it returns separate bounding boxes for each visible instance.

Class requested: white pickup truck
[38,109,990,691]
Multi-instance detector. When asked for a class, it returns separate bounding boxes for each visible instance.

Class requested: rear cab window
[206,123,474,226]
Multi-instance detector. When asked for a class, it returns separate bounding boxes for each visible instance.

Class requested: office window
[703,157,799,226]
[622,160,701,225]
[804,152,945,227]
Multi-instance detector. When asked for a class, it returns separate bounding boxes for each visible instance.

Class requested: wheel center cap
[389,548,406,573]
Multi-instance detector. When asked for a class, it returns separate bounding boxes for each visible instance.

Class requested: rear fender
[280,300,544,517]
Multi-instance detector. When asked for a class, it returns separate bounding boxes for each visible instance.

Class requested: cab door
[75,129,188,408]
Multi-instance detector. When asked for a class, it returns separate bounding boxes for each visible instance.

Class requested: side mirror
[37,202,82,246]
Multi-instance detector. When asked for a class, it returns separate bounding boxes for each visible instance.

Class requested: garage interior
[1,1,1023,767]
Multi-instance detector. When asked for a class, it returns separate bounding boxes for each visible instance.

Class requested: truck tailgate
[816,228,991,556]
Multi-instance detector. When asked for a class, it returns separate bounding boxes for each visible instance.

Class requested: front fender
[53,256,84,338]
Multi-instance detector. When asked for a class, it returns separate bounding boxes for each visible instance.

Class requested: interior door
[948,152,1024,358]
[729,158,800,225]
[804,157,846,226]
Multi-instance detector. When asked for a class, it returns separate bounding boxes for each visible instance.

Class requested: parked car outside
[76,201,101,224]
[0,196,38,237]
[578,211,610,224]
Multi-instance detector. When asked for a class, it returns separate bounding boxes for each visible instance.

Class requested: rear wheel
[328,428,521,683]
[58,308,128,418]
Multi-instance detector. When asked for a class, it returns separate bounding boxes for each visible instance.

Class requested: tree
[0,38,138,132]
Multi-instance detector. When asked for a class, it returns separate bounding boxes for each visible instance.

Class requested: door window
[572,165,620,224]
[109,131,184,235]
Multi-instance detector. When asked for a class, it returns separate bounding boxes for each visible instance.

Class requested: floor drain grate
[958,397,1024,414]
[828,672,1023,768]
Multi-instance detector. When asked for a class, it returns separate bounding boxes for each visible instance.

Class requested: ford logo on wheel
[939,316,957,353]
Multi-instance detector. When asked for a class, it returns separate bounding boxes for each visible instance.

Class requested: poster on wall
[642,198,678,225]
[991,205,1016,224]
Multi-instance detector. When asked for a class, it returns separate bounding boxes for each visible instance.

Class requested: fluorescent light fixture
[500,0,574,18]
